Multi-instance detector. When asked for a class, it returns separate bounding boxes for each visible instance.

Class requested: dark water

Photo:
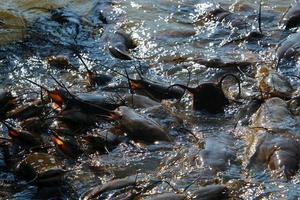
[1,0,300,199]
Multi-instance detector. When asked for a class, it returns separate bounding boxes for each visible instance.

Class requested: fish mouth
[109,112,122,120]
[52,136,64,146]
[48,90,64,107]
[8,129,19,137]
[129,80,141,90]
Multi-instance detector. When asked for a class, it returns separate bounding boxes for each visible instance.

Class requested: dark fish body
[108,30,136,60]
[283,3,300,30]
[247,132,300,178]
[123,94,160,108]
[0,89,16,119]
[193,185,227,200]
[191,83,229,113]
[15,152,64,186]
[277,32,300,62]
[198,135,235,171]
[90,0,113,25]
[142,193,187,200]
[131,79,184,101]
[80,175,138,200]
[115,106,173,143]
[84,131,122,153]
[204,7,246,28]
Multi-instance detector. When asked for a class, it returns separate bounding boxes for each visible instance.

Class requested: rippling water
[1,0,300,199]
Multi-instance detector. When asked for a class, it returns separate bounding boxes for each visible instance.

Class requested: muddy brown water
[1,0,300,199]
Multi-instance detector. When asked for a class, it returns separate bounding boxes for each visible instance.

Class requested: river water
[1,0,300,199]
